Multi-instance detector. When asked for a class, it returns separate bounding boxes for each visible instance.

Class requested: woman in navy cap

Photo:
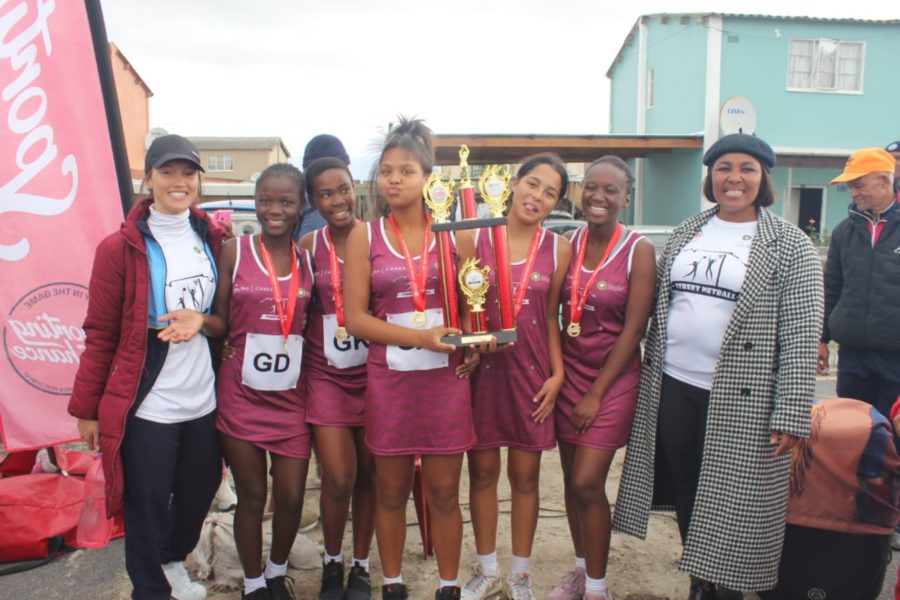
[69,134,225,600]
[612,133,823,599]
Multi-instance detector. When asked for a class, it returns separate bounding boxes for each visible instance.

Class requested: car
[541,213,674,257]
[197,199,260,236]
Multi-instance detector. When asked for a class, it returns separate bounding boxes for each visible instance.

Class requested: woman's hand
[816,342,829,375]
[531,374,563,423]
[417,326,461,354]
[770,431,803,456]
[221,340,236,360]
[157,309,205,343]
[570,392,602,434]
[78,418,99,451]
[455,346,480,378]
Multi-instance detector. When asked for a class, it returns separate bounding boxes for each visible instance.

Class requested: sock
[352,557,370,572]
[244,574,267,594]
[264,557,287,579]
[324,550,343,564]
[510,554,530,575]
[438,577,459,589]
[575,556,586,571]
[383,574,403,585]
[585,575,608,595]
[477,551,499,577]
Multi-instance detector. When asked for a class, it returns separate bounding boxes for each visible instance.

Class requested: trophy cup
[426,146,518,346]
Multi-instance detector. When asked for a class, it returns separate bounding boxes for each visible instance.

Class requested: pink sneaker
[546,567,585,600]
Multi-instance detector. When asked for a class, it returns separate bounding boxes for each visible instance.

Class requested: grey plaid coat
[612,206,823,591]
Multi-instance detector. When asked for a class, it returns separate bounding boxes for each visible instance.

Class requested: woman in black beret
[613,134,823,598]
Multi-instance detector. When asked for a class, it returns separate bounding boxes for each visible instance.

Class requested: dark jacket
[67,198,224,516]
[823,201,900,351]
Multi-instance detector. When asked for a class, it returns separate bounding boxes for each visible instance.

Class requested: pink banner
[0,1,124,450]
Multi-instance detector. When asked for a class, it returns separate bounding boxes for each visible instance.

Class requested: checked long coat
[612,206,823,591]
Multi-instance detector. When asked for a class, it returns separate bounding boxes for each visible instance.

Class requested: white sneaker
[162,561,207,600]
[505,572,537,600]
[213,477,237,511]
[460,564,502,600]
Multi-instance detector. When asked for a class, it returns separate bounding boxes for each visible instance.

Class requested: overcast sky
[99,0,897,172]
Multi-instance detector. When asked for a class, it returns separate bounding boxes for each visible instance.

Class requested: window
[207,154,233,171]
[788,38,864,92]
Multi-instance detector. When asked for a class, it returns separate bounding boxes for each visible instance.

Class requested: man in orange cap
[819,148,900,420]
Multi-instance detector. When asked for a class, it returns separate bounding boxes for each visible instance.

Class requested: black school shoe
[320,560,344,599]
[688,577,717,600]
[435,585,461,600]
[381,583,409,599]
[243,586,273,599]
[266,575,295,600]
[716,587,743,600]
[345,564,372,599]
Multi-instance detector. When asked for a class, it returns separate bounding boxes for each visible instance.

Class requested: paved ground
[2,375,896,599]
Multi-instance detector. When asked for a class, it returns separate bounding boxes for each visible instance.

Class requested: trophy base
[442,329,518,348]
[432,217,507,232]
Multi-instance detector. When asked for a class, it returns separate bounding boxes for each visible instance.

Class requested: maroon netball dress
[363,218,475,456]
[470,228,559,451]
[216,234,314,458]
[301,227,368,427]
[556,226,643,449]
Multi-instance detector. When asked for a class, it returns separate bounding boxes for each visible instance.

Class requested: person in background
[548,157,656,600]
[298,135,351,238]
[69,135,224,600]
[818,148,900,419]
[461,154,572,600]
[885,140,900,197]
[614,133,823,598]
[761,397,898,600]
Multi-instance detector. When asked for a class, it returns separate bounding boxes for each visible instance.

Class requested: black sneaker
[320,560,344,600]
[243,587,273,599]
[345,564,372,599]
[381,583,409,599]
[266,575,295,600]
[434,586,461,600]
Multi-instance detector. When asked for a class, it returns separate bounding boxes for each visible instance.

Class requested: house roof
[108,43,153,96]
[606,13,900,78]
[188,137,291,157]
[434,133,703,165]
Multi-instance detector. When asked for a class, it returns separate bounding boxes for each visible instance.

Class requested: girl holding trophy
[343,116,479,600]
[461,154,572,600]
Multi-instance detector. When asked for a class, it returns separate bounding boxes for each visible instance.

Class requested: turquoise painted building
[607,13,900,236]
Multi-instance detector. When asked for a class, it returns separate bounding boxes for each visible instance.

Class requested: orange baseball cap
[830,148,896,184]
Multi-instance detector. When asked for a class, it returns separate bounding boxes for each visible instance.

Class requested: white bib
[385,308,449,372]
[241,333,303,391]
[322,314,369,369]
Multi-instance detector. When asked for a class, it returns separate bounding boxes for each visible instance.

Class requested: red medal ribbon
[257,236,300,345]
[569,223,623,327]
[324,225,352,328]
[512,228,543,318]
[387,213,431,314]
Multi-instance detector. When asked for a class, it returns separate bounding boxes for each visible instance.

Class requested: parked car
[541,212,674,257]
[197,199,260,236]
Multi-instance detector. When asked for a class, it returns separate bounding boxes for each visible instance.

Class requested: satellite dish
[719,97,757,135]
[144,127,169,150]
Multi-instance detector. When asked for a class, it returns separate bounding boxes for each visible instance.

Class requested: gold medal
[335,327,349,342]
[596,280,608,291]
[566,322,581,337]
[412,311,427,327]
[530,271,541,282]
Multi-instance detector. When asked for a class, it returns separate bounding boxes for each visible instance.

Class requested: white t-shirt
[136,207,217,423]
[663,216,757,389]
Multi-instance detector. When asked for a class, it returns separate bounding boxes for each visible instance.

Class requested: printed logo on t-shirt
[671,248,749,303]
[166,274,215,311]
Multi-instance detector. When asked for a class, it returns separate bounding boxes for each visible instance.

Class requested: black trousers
[837,346,900,419]
[657,374,711,543]
[121,412,221,600]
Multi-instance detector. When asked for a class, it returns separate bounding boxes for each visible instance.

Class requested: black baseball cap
[885,140,900,153]
[145,134,204,172]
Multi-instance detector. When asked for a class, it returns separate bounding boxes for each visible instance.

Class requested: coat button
[741,388,751,396]
[744,342,753,350]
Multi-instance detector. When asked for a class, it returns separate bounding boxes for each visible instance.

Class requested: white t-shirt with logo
[663,216,757,390]
[136,208,217,423]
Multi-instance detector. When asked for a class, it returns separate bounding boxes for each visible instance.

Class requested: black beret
[703,133,776,171]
